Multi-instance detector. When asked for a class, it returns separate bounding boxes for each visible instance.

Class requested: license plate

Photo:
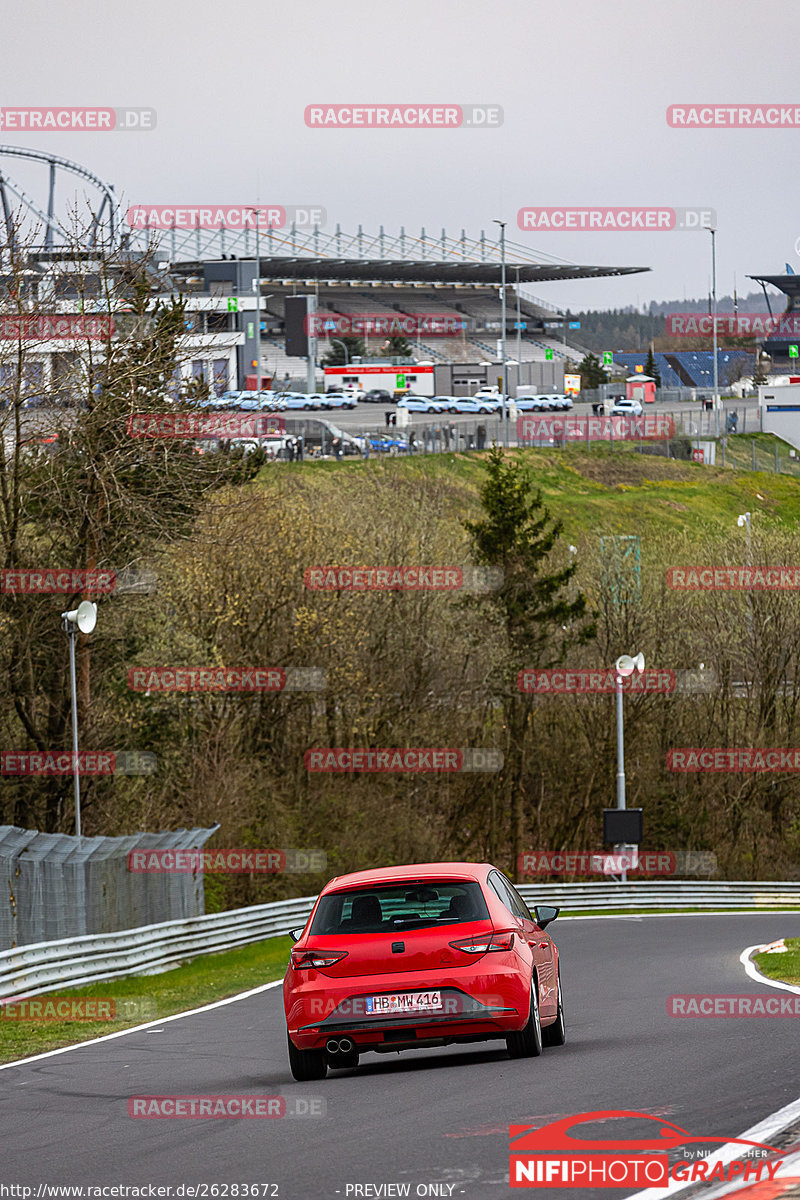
[365,991,443,1015]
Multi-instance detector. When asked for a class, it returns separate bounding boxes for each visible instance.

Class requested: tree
[578,352,608,391]
[0,227,261,833]
[320,336,365,367]
[464,447,595,875]
[381,335,414,358]
[644,346,661,387]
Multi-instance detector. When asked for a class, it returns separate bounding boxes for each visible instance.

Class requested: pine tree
[464,447,595,873]
[644,345,661,387]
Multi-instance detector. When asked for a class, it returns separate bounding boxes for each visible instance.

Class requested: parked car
[225,390,277,411]
[447,397,498,415]
[283,860,564,1080]
[206,391,242,409]
[397,396,446,414]
[278,393,323,411]
[363,389,393,403]
[325,392,358,410]
[546,394,574,411]
[515,395,551,412]
[366,434,410,454]
[611,398,643,416]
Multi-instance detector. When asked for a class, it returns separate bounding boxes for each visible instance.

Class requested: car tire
[287,1035,328,1081]
[448,406,459,414]
[479,407,490,414]
[506,977,543,1059]
[542,974,566,1047]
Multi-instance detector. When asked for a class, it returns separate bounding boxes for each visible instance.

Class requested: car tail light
[290,948,348,969]
[449,932,515,954]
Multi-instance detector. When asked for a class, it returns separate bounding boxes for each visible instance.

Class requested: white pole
[710,227,719,438]
[67,626,81,838]
[494,219,508,447]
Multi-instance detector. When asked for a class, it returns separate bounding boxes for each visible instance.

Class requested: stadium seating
[610,351,754,388]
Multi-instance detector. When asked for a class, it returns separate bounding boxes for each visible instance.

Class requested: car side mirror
[288,928,303,943]
[534,904,560,930]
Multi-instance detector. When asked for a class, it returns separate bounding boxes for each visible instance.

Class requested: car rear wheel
[479,406,490,414]
[287,1035,327,1081]
[448,406,459,414]
[542,975,566,1047]
[506,978,543,1059]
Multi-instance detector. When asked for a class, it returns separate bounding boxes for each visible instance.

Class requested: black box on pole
[285,296,309,357]
[603,808,643,844]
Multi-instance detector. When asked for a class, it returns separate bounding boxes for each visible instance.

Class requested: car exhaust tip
[326,1039,340,1054]
[337,1037,354,1055]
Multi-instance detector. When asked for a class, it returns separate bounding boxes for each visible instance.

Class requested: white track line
[740,942,800,996]
[623,939,800,1199]
[0,979,282,1071]
[622,1094,800,1200]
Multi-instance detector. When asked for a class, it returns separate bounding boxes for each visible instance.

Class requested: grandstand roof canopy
[173,256,649,286]
[747,274,800,294]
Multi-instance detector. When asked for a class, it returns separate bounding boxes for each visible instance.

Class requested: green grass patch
[0,935,291,1065]
[752,936,800,986]
[259,443,800,536]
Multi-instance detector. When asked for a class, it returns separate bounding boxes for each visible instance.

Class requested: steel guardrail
[1,882,798,1002]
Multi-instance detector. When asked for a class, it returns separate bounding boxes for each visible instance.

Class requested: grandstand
[748,270,800,369]
[166,225,650,387]
[610,350,754,389]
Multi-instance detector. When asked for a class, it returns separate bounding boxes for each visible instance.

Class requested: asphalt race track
[2,914,799,1200]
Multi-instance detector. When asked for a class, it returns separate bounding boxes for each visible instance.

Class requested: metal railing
[517,880,800,910]
[0,896,316,1002]
[1,882,798,1002]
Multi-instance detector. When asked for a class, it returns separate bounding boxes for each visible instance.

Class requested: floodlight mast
[613,652,644,882]
[61,602,97,838]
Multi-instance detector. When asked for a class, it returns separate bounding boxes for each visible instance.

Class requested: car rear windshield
[310,880,490,935]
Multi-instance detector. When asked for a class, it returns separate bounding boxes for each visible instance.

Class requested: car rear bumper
[285,964,530,1051]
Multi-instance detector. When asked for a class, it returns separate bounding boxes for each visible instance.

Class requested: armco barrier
[0,896,316,1003]
[1,882,798,1003]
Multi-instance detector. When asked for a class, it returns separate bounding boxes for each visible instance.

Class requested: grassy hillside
[267,442,800,536]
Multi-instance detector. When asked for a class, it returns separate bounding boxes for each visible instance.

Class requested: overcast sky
[2,0,796,310]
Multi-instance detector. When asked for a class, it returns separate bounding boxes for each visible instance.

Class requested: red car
[283,861,564,1080]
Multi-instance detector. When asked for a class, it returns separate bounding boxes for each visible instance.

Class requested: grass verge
[0,935,290,1065]
[752,936,800,986]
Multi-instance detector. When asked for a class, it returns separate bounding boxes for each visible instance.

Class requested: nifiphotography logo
[508,1109,782,1188]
